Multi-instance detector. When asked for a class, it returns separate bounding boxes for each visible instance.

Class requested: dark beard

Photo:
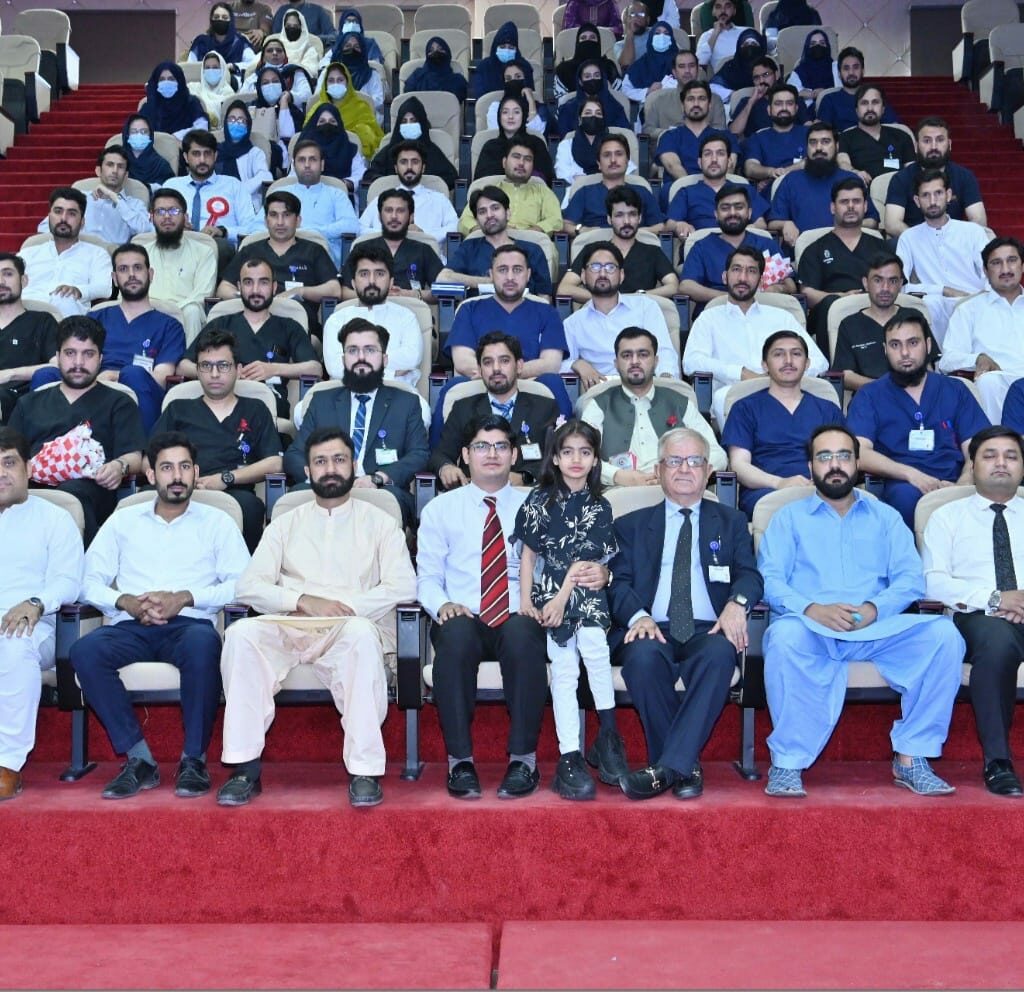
[889,365,928,389]
[814,471,855,500]
[342,366,385,392]
[917,151,950,170]
[310,472,355,500]
[119,283,149,302]
[804,157,838,180]
[154,227,184,248]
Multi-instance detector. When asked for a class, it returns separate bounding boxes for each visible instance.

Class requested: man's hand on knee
[437,602,473,623]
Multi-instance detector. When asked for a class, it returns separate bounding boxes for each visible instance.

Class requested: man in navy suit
[609,427,763,800]
[283,317,429,526]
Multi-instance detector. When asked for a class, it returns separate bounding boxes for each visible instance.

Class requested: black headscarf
[141,61,208,134]
[791,29,835,91]
[189,3,250,65]
[216,100,254,178]
[765,0,822,33]
[120,113,175,187]
[710,29,767,92]
[557,59,629,133]
[403,36,468,103]
[365,96,458,189]
[473,95,554,182]
[474,21,535,98]
[298,102,356,179]
[569,105,608,175]
[555,23,619,92]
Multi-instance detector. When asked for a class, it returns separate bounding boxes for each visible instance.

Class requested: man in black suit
[283,317,429,526]
[609,427,763,800]
[429,332,559,490]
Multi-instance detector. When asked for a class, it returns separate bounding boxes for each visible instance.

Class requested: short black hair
[865,251,904,276]
[715,183,751,206]
[305,426,354,462]
[913,168,950,194]
[578,239,624,269]
[726,245,766,277]
[698,132,730,158]
[390,139,424,164]
[476,330,522,364]
[761,329,807,362]
[615,326,658,354]
[0,252,26,276]
[151,187,187,212]
[882,310,932,341]
[806,121,837,144]
[195,327,239,361]
[597,132,630,158]
[112,242,150,269]
[182,128,218,154]
[837,46,864,67]
[49,186,87,213]
[292,138,323,160]
[753,56,778,75]
[56,315,105,351]
[806,423,860,460]
[461,413,516,449]
[338,315,390,351]
[605,185,642,214]
[378,187,415,215]
[98,145,130,168]
[680,79,711,102]
[766,82,798,104]
[969,425,1024,462]
[982,236,1024,268]
[147,431,198,468]
[348,241,394,276]
[830,176,867,202]
[492,242,529,268]
[854,82,886,106]
[264,190,301,214]
[470,185,510,214]
[915,116,949,139]
[0,427,29,463]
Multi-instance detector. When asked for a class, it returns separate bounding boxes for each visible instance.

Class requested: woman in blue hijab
[557,58,629,134]
[188,3,254,69]
[403,36,468,103]
[622,20,678,102]
[787,29,839,103]
[474,21,535,98]
[139,62,209,139]
[333,8,384,65]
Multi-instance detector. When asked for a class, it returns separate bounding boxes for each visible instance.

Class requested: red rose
[666,414,678,427]
[238,419,250,432]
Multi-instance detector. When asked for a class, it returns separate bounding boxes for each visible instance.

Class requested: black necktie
[992,503,1017,592]
[669,508,695,644]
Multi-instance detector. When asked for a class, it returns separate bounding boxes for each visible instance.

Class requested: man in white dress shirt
[22,187,113,319]
[923,425,1024,797]
[940,237,1024,424]
[683,245,826,425]
[564,241,678,390]
[0,427,83,799]
[288,139,360,269]
[71,431,250,800]
[896,169,988,347]
[358,141,458,249]
[218,425,416,808]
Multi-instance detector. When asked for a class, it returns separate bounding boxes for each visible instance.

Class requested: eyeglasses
[154,207,183,217]
[344,345,381,358]
[813,451,855,463]
[660,455,707,469]
[586,262,619,274]
[468,441,512,454]
[198,360,234,373]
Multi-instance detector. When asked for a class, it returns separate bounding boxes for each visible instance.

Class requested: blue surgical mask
[651,33,672,53]
[496,46,516,64]
[127,133,151,151]
[399,121,422,140]
[326,82,347,100]
[203,68,223,87]
[261,82,283,102]
[342,21,359,33]
[226,121,248,141]
[156,79,178,99]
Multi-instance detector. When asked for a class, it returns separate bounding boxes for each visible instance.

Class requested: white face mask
[399,122,422,140]
[203,68,223,87]
[651,34,672,53]
[326,82,347,100]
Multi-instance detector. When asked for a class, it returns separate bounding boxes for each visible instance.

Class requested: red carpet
[497,920,1024,989]
[0,923,493,989]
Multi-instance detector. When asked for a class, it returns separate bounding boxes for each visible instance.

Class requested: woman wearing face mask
[188,4,255,73]
[557,58,629,134]
[140,62,209,140]
[709,27,766,102]
[484,64,549,136]
[621,20,678,102]
[296,102,367,189]
[190,52,237,128]
[554,97,637,184]
[786,30,840,105]
[244,36,315,111]
[217,100,273,208]
[304,62,383,158]
[554,23,620,100]
[333,9,384,65]
[276,7,321,77]
[402,36,468,103]
[474,21,536,99]
[764,0,821,56]
[363,97,458,189]
[121,113,176,191]
[251,66,304,171]
[327,28,385,122]
[473,93,554,182]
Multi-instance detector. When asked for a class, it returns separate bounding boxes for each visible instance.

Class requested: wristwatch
[729,593,750,612]
[371,472,385,488]
[28,597,43,615]
[989,590,1002,611]
[574,223,583,235]
[221,470,235,487]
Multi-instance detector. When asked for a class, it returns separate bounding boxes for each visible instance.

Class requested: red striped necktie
[479,495,510,627]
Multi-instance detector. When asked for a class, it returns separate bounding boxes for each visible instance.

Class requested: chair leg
[59,708,98,781]
[401,707,424,780]
[732,706,761,781]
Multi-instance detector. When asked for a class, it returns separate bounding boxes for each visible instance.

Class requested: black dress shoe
[984,759,1023,797]
[619,764,676,800]
[349,775,383,807]
[216,772,262,806]
[174,756,210,798]
[671,764,704,800]
[447,761,482,800]
[585,728,629,785]
[102,756,160,799]
[552,751,596,801]
[497,760,540,799]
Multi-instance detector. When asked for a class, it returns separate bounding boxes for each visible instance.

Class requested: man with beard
[438,187,553,299]
[285,317,428,526]
[796,178,879,351]
[655,81,738,186]
[847,312,989,527]
[684,246,826,426]
[71,430,249,799]
[9,317,145,543]
[817,47,901,134]
[723,330,845,516]
[357,142,458,249]
[897,170,988,350]
[178,258,321,419]
[943,237,1024,425]
[758,423,964,798]
[343,189,443,304]
[768,123,879,247]
[740,84,810,185]
[563,242,679,390]
[218,425,414,807]
[832,252,937,392]
[580,327,724,486]
[430,331,559,490]
[559,186,678,301]
[665,134,768,234]
[643,49,727,138]
[287,140,359,270]
[154,328,283,551]
[679,185,786,308]
[0,253,59,423]
[884,118,987,237]
[321,243,423,388]
[21,187,113,319]
[562,134,664,234]
[837,85,915,184]
[145,188,218,346]
[730,62,808,140]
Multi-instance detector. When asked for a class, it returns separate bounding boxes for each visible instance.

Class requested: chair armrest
[949,368,976,381]
[164,375,184,391]
[319,297,339,327]
[692,371,713,417]
[298,373,321,400]
[821,369,845,406]
[395,601,428,709]
[56,603,102,710]
[862,472,885,498]
[713,470,737,509]
[264,472,287,521]
[913,599,946,615]
[415,471,436,519]
[555,294,572,322]
[224,604,251,627]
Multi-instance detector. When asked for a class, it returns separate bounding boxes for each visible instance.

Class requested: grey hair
[658,427,710,460]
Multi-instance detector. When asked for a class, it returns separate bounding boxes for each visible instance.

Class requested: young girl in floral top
[513,418,628,800]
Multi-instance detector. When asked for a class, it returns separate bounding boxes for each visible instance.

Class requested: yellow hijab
[304,61,383,158]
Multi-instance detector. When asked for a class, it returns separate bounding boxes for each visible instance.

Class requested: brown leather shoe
[0,766,23,800]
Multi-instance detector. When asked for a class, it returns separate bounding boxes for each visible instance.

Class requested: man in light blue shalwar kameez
[757,424,965,797]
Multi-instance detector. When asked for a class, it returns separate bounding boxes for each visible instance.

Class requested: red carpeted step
[497,921,1024,990]
[0,924,494,990]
